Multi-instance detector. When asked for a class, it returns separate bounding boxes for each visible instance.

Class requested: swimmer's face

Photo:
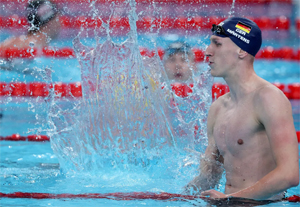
[205,35,240,77]
[164,52,195,82]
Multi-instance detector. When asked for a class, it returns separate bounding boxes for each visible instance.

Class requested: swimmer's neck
[223,65,259,101]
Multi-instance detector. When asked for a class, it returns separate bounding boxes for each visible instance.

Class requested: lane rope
[0,46,299,61]
[1,82,300,99]
[0,15,295,31]
[0,191,299,203]
[0,134,50,142]
[1,131,300,143]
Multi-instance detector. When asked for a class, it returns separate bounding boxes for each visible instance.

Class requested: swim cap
[164,42,192,58]
[211,17,262,57]
[27,0,58,32]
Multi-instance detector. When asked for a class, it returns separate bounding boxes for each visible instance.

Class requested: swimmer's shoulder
[253,81,291,109]
[209,93,229,116]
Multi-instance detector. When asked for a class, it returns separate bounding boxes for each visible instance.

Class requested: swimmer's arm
[189,142,224,192]
[227,88,299,200]
[0,36,20,48]
[185,102,224,193]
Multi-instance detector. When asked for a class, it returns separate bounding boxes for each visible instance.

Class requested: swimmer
[163,42,197,83]
[185,17,299,200]
[0,0,60,58]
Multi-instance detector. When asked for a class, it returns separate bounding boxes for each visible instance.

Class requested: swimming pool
[0,43,299,207]
[1,0,300,206]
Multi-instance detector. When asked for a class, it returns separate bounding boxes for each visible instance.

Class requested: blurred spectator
[163,42,197,83]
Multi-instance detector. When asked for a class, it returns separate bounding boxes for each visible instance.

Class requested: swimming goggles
[211,24,228,36]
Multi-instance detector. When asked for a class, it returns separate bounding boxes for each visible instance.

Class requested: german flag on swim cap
[235,22,251,34]
[212,17,262,57]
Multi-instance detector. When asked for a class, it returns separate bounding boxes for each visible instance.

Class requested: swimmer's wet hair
[27,0,58,32]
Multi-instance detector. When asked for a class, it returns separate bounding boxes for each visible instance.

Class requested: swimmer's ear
[238,49,248,59]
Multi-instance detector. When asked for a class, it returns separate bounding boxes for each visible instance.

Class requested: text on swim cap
[226,29,250,44]
[235,28,246,36]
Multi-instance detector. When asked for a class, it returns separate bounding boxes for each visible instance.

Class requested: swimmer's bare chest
[212,95,275,191]
[213,97,261,156]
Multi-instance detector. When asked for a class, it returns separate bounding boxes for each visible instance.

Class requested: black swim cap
[27,0,58,32]
[212,17,262,57]
[164,42,192,58]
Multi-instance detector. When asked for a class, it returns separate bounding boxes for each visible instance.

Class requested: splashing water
[47,0,213,178]
[228,0,236,17]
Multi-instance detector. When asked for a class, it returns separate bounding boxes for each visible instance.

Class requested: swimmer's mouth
[175,73,183,78]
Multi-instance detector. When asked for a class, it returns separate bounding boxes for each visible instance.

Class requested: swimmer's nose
[175,63,182,70]
[205,44,213,57]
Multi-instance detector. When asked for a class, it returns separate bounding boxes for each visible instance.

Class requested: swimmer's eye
[168,57,176,62]
[214,43,222,47]
[214,41,222,46]
[181,57,188,62]
[212,39,221,46]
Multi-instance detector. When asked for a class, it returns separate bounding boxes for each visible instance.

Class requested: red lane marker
[28,82,49,97]
[296,18,300,31]
[1,131,300,143]
[0,192,298,203]
[4,134,26,141]
[171,83,193,98]
[27,135,50,142]
[288,83,300,100]
[1,134,50,142]
[1,82,300,100]
[0,15,292,31]
[0,192,196,201]
[0,82,300,101]
[0,46,299,61]
[286,195,300,202]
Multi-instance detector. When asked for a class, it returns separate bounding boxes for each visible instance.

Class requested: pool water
[0,140,299,206]
[0,141,299,206]
[0,36,299,206]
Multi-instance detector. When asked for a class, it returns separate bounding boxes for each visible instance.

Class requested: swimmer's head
[211,17,262,57]
[164,42,196,82]
[27,0,58,32]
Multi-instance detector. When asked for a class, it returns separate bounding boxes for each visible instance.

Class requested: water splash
[228,0,236,17]
[47,0,213,176]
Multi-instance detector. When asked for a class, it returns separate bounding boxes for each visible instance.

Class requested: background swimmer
[0,0,61,72]
[163,42,197,83]
[0,0,60,50]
